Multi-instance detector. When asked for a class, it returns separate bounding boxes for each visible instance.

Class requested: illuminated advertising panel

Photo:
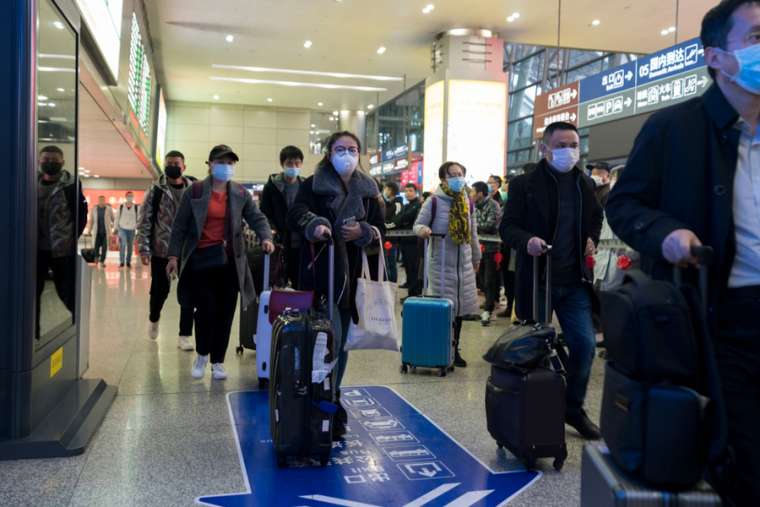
[422,80,444,192]
[154,89,167,167]
[76,0,123,82]
[128,12,152,133]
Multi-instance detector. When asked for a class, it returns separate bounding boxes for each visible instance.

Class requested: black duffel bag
[483,323,556,370]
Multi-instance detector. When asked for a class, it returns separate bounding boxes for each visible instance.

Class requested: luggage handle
[263,251,271,292]
[673,245,714,314]
[327,238,335,322]
[423,233,447,297]
[532,245,553,324]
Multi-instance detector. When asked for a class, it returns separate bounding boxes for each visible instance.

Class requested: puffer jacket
[413,187,481,318]
[475,197,502,253]
[136,175,195,259]
[40,170,87,258]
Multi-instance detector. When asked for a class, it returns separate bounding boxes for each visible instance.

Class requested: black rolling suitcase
[484,249,568,471]
[269,242,338,467]
[581,444,721,506]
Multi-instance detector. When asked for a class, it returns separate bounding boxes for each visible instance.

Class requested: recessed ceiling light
[448,28,469,36]
[660,28,669,36]
[310,124,316,128]
[332,110,339,116]
[304,40,313,49]
[48,102,56,108]
[53,21,65,30]
[56,87,64,92]
[213,94,220,100]
[507,12,521,23]
[668,26,676,33]
[212,64,403,82]
[422,4,435,14]
[367,104,375,110]
[225,34,234,43]
[310,130,315,135]
[38,95,48,101]
[480,29,493,38]
[317,102,324,107]
[210,76,388,92]
[591,19,601,26]
[377,46,387,55]
[267,97,273,103]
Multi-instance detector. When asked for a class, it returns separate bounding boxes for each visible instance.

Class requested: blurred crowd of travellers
[35,2,757,504]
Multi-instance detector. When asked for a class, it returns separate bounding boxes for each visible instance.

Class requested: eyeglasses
[333,146,359,155]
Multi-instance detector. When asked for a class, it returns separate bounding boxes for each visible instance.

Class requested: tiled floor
[0,262,605,506]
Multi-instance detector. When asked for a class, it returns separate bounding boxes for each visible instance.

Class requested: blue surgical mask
[446,177,466,193]
[331,153,358,176]
[549,147,580,173]
[212,163,234,182]
[721,44,760,95]
[283,166,300,178]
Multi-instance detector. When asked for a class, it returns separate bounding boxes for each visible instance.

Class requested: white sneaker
[192,354,209,378]
[178,335,194,351]
[211,363,228,380]
[480,310,491,326]
[148,321,159,340]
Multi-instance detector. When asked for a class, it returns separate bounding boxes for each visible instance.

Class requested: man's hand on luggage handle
[261,240,275,254]
[314,225,332,242]
[418,226,432,239]
[662,229,702,266]
[527,237,548,257]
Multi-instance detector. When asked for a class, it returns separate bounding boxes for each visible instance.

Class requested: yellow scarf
[441,183,470,245]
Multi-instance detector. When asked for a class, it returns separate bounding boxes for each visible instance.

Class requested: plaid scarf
[441,182,470,245]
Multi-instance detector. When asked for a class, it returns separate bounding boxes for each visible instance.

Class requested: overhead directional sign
[581,88,636,127]
[636,38,705,86]
[197,386,540,506]
[532,81,580,140]
[580,61,637,103]
[635,66,711,114]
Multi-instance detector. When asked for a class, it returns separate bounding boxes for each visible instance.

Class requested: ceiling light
[660,29,669,36]
[368,104,375,110]
[304,40,313,49]
[340,110,350,115]
[668,26,676,33]
[422,4,435,14]
[56,87,64,92]
[317,101,324,107]
[479,29,493,38]
[332,110,339,116]
[376,46,387,55]
[591,19,601,26]
[212,64,403,82]
[93,175,100,178]
[507,12,520,22]
[310,130,315,135]
[213,94,220,100]
[53,21,65,30]
[48,102,56,108]
[448,28,469,36]
[225,34,234,43]
[38,95,48,101]
[210,76,388,92]
[267,97,273,103]
[311,124,316,128]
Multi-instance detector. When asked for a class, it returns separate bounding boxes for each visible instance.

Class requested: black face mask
[41,161,63,176]
[165,165,182,179]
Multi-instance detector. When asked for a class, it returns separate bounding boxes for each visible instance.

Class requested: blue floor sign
[197,386,540,506]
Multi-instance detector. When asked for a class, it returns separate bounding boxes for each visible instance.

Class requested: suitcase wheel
[236,346,244,356]
[400,364,408,374]
[438,368,447,377]
[553,457,565,471]
[447,366,455,372]
[258,378,269,389]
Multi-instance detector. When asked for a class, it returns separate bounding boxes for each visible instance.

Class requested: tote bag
[345,229,400,351]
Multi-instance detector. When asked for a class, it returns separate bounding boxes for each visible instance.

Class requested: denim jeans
[384,246,398,283]
[538,282,596,414]
[118,228,135,264]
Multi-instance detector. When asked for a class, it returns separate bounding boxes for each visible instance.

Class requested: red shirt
[198,191,227,249]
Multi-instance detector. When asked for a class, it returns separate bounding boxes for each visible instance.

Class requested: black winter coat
[607,84,740,322]
[260,173,304,246]
[391,198,422,244]
[500,160,603,320]
[287,164,385,318]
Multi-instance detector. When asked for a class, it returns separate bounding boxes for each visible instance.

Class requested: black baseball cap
[208,144,239,162]
[586,161,610,172]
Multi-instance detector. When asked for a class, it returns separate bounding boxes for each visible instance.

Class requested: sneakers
[454,350,468,368]
[178,335,194,351]
[191,354,209,378]
[148,321,159,340]
[480,310,491,327]
[119,262,125,268]
[126,262,131,269]
[566,409,602,440]
[211,363,228,380]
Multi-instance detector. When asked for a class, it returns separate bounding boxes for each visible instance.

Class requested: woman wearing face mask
[167,144,274,381]
[287,131,385,439]
[414,162,482,368]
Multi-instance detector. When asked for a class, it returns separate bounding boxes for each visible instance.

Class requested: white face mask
[331,152,358,176]
[591,175,605,187]
[549,147,580,173]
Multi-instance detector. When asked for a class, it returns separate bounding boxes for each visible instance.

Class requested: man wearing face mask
[37,145,87,320]
[501,121,603,440]
[136,150,196,346]
[586,162,612,208]
[260,145,305,287]
[607,2,760,502]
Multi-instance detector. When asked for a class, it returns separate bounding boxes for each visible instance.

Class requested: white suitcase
[255,255,274,388]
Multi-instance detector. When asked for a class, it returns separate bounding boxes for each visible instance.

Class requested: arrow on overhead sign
[571,89,578,99]
[570,113,577,122]
[196,387,540,506]
[626,71,634,81]
[624,97,633,108]
[699,76,710,88]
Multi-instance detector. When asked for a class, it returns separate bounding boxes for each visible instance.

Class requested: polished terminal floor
[0,262,604,506]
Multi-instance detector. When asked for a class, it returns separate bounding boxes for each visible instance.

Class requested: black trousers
[501,246,516,313]
[481,251,501,312]
[400,241,421,296]
[714,286,760,506]
[36,251,76,327]
[191,262,239,363]
[94,233,108,262]
[454,317,463,351]
[149,256,194,336]
[285,246,301,288]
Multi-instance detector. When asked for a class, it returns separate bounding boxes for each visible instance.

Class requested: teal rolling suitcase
[400,234,454,377]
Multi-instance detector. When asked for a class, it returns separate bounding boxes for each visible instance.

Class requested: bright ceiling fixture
[56,87,64,92]
[332,110,339,116]
[304,40,313,49]
[507,12,520,23]
[210,76,388,92]
[591,19,601,26]
[213,94,220,100]
[38,95,48,101]
[53,20,65,30]
[93,175,100,178]
[448,28,469,36]
[311,124,316,128]
[212,64,402,82]
[225,34,234,43]
[660,26,676,36]
[368,104,375,110]
[422,4,435,14]
[317,101,324,107]
[267,97,273,103]
[376,46,387,55]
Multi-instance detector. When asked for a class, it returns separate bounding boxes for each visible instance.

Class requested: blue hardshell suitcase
[400,234,454,377]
